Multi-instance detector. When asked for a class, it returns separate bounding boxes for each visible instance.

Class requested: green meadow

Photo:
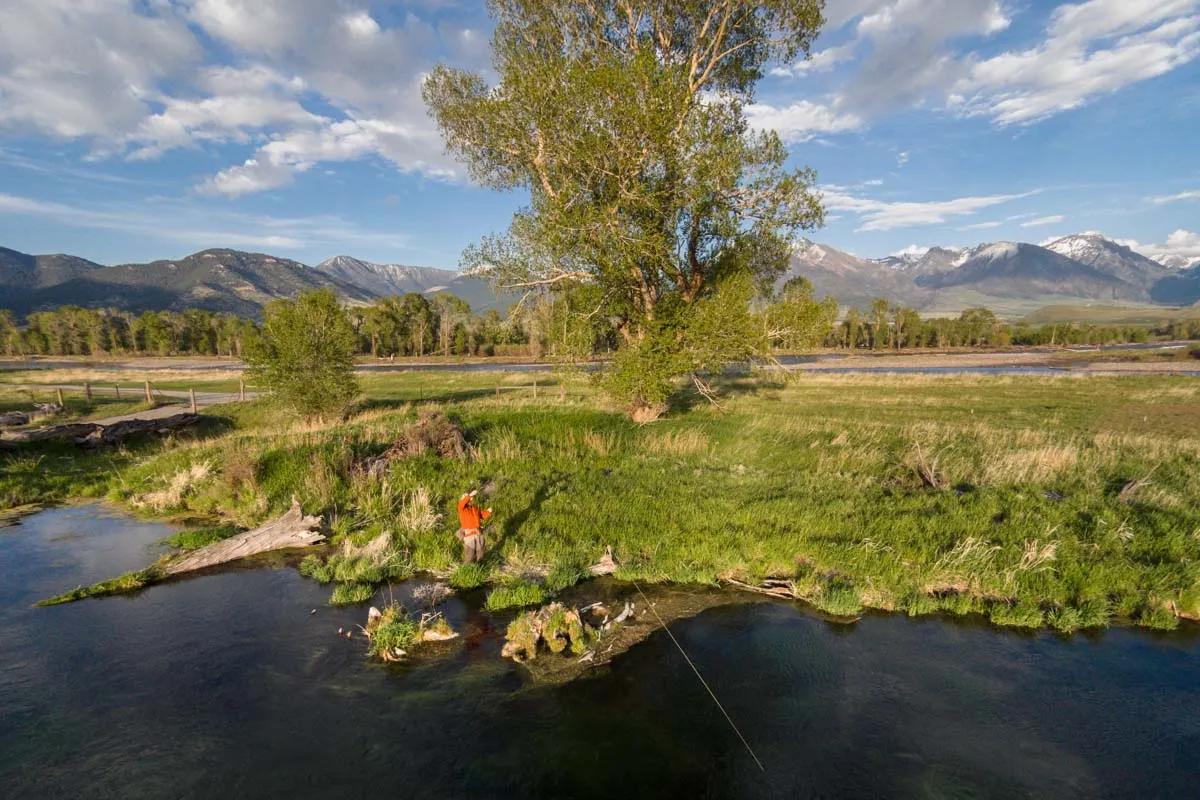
[6,369,1200,631]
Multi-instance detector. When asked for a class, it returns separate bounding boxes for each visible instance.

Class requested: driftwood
[0,413,201,447]
[723,577,796,599]
[162,500,324,576]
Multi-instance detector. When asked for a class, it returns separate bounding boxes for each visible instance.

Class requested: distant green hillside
[1021,304,1200,326]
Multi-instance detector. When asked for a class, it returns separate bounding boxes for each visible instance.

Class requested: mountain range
[2,232,1197,321]
[0,246,508,319]
[784,233,1200,315]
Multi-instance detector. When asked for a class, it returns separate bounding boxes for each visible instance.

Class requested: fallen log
[0,412,201,447]
[37,501,326,606]
[162,500,324,576]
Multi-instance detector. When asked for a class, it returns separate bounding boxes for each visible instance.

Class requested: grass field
[5,369,1200,631]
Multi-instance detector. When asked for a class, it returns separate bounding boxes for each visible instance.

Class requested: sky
[0,0,1198,268]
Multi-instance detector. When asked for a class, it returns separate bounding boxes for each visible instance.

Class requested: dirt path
[4,384,258,426]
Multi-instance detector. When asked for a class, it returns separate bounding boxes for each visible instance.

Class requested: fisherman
[456,489,492,563]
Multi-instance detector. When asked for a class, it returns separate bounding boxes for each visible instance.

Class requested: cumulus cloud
[746,101,863,141]
[0,0,469,193]
[1122,229,1200,266]
[769,0,1200,132]
[948,0,1200,125]
[820,186,1035,231]
[0,0,200,140]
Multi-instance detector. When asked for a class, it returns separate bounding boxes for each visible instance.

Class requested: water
[2,505,1198,798]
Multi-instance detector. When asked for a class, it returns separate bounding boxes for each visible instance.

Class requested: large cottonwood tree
[424,0,826,417]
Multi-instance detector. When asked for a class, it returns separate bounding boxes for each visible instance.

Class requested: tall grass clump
[485,580,548,611]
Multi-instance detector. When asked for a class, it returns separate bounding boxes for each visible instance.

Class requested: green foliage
[424,1,824,414]
[366,605,421,657]
[485,580,548,611]
[244,289,359,418]
[329,582,375,606]
[763,276,839,351]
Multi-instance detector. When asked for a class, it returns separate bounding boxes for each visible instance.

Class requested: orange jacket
[457,494,492,531]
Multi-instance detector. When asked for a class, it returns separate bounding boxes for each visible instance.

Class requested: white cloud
[958,220,1003,230]
[891,244,930,257]
[201,112,456,197]
[1020,214,1065,227]
[1150,189,1200,204]
[949,0,1200,125]
[0,0,467,193]
[746,101,863,141]
[821,186,1035,231]
[836,0,1011,118]
[1122,229,1200,265]
[771,42,858,76]
[0,0,200,140]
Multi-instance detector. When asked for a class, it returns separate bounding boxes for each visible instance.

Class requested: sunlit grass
[6,368,1200,629]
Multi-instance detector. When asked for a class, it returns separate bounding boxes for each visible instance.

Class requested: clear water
[2,505,1198,798]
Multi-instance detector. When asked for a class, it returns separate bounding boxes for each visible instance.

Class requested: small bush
[366,605,420,657]
[329,582,374,606]
[485,580,547,611]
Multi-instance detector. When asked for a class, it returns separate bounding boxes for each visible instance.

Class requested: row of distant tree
[824,299,1200,351]
[1,290,1196,359]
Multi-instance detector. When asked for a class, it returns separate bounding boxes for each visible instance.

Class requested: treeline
[0,307,257,357]
[3,292,1196,359]
[821,299,1200,351]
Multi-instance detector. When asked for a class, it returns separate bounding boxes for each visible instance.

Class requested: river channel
[1,504,1197,798]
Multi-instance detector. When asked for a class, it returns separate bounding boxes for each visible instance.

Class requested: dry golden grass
[643,429,709,456]
[981,445,1080,485]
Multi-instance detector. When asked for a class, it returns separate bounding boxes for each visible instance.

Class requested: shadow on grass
[483,472,569,569]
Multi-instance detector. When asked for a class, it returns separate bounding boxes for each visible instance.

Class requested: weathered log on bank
[38,502,325,606]
[162,501,324,576]
[0,413,201,447]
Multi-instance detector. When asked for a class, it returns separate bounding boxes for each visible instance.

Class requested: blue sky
[1,0,1198,268]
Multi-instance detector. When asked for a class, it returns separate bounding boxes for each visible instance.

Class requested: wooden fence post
[84,382,92,401]
[56,387,65,408]
[114,384,121,400]
[239,379,246,402]
[532,380,538,398]
[496,384,500,397]
[144,380,153,404]
[189,388,198,414]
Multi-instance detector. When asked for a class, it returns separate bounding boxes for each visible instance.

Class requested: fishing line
[632,581,765,773]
